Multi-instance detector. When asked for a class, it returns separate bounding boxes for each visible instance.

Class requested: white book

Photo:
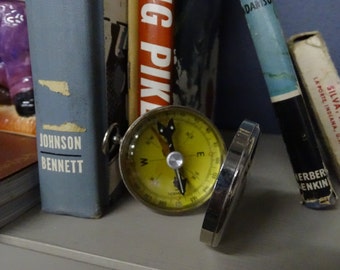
[288,31,340,181]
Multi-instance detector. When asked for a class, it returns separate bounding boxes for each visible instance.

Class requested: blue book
[239,0,337,208]
[26,0,110,218]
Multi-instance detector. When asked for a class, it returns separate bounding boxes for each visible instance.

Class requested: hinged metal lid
[200,119,261,247]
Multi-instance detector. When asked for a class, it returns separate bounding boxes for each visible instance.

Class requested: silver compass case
[200,119,261,247]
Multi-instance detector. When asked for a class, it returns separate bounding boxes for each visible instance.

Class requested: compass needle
[158,119,186,195]
[152,127,170,157]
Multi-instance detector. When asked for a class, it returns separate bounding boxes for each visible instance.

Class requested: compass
[103,105,226,214]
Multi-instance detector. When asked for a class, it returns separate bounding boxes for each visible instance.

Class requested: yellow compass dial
[119,106,226,214]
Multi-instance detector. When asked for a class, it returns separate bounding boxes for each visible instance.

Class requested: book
[239,0,337,208]
[0,132,40,228]
[25,0,110,218]
[288,31,340,182]
[127,0,140,124]
[172,0,221,118]
[0,132,38,203]
[104,0,128,131]
[128,0,222,123]
[0,187,40,229]
[103,0,128,201]
[128,0,174,124]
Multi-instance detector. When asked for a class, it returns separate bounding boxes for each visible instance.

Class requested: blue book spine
[239,0,337,208]
[26,0,109,218]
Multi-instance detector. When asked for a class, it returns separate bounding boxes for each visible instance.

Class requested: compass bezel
[118,105,227,214]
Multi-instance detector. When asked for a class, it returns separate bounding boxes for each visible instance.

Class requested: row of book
[0,0,339,225]
[240,0,338,208]
[0,0,223,222]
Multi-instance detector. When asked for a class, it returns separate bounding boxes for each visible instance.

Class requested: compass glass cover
[119,106,226,214]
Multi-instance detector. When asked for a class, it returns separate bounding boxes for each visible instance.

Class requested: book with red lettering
[128,0,222,123]
[288,31,340,182]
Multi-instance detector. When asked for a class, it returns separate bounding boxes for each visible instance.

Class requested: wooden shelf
[1,134,339,270]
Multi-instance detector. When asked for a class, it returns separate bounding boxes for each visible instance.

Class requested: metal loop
[102,122,121,156]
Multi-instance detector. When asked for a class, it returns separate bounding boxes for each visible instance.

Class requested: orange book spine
[138,0,174,116]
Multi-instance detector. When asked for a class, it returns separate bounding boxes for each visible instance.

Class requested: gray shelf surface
[0,242,109,270]
[0,134,339,270]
